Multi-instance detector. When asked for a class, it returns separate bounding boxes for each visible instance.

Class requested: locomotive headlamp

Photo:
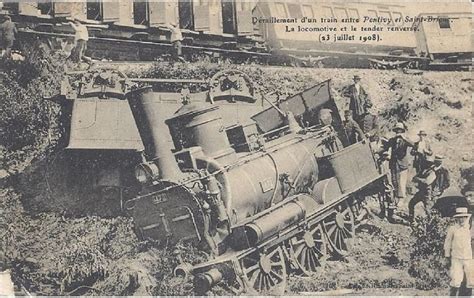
[134,162,160,183]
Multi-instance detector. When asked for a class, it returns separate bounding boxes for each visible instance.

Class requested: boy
[444,207,473,296]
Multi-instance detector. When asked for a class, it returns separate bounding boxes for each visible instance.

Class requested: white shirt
[0,270,14,295]
[170,26,183,42]
[444,223,473,259]
[354,83,360,95]
[71,23,89,41]
[417,139,429,154]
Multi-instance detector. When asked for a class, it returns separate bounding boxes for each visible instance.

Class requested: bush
[0,41,66,169]
[142,61,320,98]
[408,211,450,290]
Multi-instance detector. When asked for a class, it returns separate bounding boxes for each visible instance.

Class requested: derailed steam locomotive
[123,80,387,294]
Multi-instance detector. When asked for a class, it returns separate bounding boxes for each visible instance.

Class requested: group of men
[68,20,184,63]
[0,15,87,62]
[0,16,185,63]
[342,75,472,296]
[342,74,451,223]
[341,75,378,146]
[384,123,450,223]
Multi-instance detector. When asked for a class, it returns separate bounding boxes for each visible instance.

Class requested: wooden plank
[237,10,253,35]
[18,2,39,16]
[102,2,120,22]
[166,1,179,25]
[149,1,166,26]
[118,1,134,25]
[194,5,210,31]
[53,2,72,17]
[71,2,87,21]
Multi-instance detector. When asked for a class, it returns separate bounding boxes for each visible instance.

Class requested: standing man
[69,19,89,63]
[0,15,17,59]
[384,122,415,201]
[377,151,405,224]
[168,23,184,62]
[378,151,394,221]
[342,110,365,145]
[180,84,191,105]
[361,108,380,151]
[408,154,436,222]
[359,108,379,148]
[444,207,473,296]
[344,75,372,126]
[412,130,432,174]
[461,167,474,211]
[433,155,450,198]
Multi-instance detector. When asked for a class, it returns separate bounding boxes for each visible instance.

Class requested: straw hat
[418,130,427,136]
[453,207,471,218]
[353,75,361,81]
[392,122,406,133]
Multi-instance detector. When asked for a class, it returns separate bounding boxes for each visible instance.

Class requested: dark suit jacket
[433,167,450,196]
[343,119,364,144]
[385,135,414,171]
[361,113,379,140]
[346,84,372,118]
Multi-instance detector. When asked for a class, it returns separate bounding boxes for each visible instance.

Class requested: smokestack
[126,87,181,180]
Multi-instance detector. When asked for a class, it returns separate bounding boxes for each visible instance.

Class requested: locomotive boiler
[123,81,387,294]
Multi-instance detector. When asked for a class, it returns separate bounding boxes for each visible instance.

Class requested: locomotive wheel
[240,246,287,295]
[322,202,355,256]
[287,223,327,276]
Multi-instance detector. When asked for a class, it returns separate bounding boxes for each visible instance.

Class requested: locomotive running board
[191,172,386,274]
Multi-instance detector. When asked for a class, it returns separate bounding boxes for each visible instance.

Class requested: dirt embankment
[0,58,471,295]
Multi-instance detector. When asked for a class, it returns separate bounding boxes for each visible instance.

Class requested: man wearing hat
[433,155,450,198]
[411,130,433,174]
[461,169,474,211]
[444,207,473,296]
[0,15,17,59]
[377,150,400,222]
[342,109,365,145]
[344,75,372,127]
[384,122,415,200]
[408,153,437,221]
[360,109,379,144]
